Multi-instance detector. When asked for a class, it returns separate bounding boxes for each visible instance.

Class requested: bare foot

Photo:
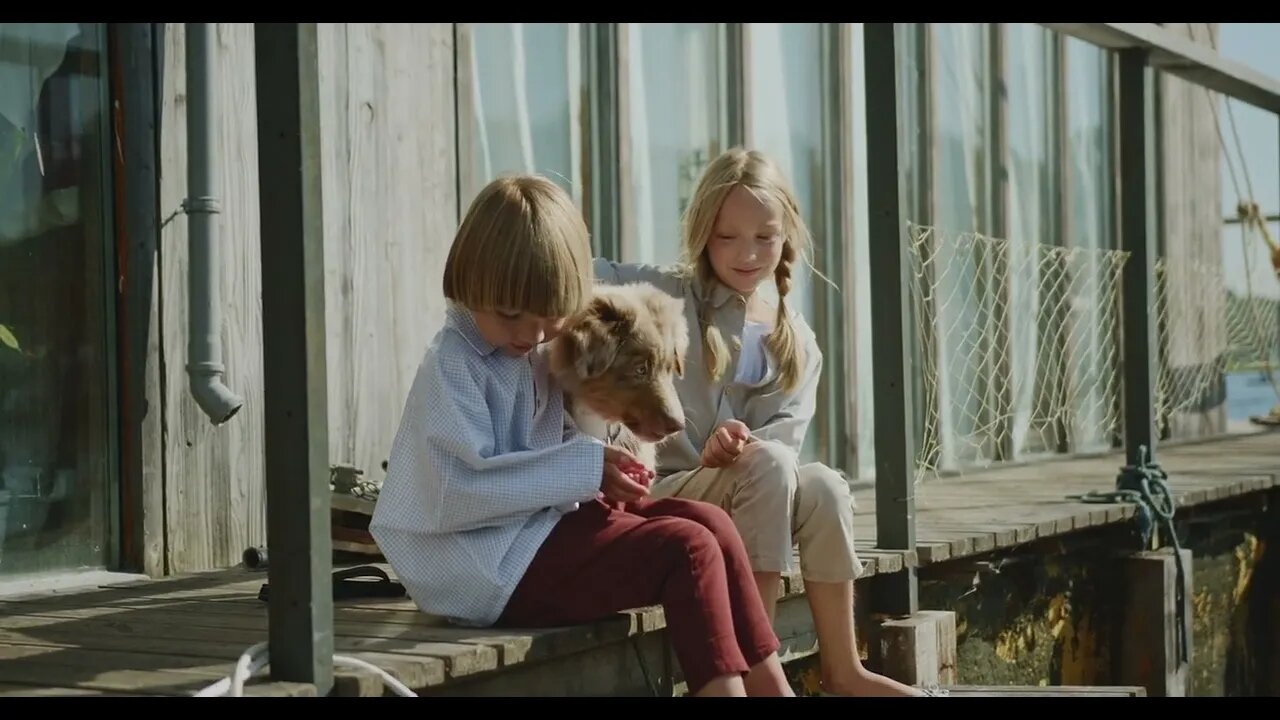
[822,667,927,697]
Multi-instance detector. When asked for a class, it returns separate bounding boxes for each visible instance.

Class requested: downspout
[184,23,243,425]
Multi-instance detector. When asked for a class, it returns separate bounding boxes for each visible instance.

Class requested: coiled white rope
[194,641,418,697]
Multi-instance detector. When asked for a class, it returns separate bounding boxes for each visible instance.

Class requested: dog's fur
[546,282,690,470]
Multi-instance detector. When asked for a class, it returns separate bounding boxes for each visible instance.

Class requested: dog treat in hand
[621,462,653,487]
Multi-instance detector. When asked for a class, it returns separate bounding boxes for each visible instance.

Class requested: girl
[595,148,938,697]
[370,173,795,698]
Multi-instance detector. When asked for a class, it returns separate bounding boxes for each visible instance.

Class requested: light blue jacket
[370,303,604,626]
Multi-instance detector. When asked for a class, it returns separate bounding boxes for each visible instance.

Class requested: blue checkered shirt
[369,303,605,626]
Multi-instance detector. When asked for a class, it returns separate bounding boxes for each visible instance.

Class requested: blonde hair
[678,147,821,393]
[444,174,594,318]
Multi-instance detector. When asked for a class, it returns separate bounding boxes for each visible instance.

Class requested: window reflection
[747,22,829,464]
[622,23,726,267]
[0,23,116,576]
[459,23,584,208]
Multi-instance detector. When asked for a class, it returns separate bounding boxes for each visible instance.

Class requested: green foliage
[0,324,18,352]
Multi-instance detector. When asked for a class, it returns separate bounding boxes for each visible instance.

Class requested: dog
[546,282,690,472]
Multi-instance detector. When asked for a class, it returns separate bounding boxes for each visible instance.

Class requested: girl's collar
[693,275,786,317]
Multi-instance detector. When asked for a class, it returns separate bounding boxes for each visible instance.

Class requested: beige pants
[652,440,865,583]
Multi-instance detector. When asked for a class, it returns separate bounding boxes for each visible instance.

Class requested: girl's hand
[601,446,653,503]
[701,419,752,469]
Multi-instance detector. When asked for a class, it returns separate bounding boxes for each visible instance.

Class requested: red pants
[497,496,780,695]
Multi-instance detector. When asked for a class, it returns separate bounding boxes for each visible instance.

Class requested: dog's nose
[662,414,685,435]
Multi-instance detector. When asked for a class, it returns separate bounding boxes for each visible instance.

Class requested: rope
[194,642,418,697]
[1068,445,1189,665]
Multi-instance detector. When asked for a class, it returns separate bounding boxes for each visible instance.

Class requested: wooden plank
[943,684,1145,697]
[158,23,268,574]
[318,23,458,488]
[0,611,440,695]
[0,682,143,697]
[922,523,1024,548]
[913,531,976,559]
[0,600,490,681]
[0,644,274,695]
[5,586,734,685]
[916,542,952,564]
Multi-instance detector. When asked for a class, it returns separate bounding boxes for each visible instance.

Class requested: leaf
[0,324,19,352]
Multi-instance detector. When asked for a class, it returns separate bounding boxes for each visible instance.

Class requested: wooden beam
[873,610,957,687]
[1041,23,1280,114]
[863,22,918,616]
[1116,548,1194,697]
[1117,47,1158,467]
[110,23,166,576]
[253,22,334,694]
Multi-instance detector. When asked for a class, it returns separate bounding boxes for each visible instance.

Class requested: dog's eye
[634,362,649,377]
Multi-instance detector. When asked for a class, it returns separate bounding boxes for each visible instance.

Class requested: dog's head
[549,283,689,444]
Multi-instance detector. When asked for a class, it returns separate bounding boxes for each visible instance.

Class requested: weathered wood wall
[149,23,457,575]
[157,24,267,575]
[1157,22,1228,440]
[316,23,458,492]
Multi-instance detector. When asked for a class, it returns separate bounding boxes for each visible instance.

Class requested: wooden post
[863,22,919,617]
[873,610,958,687]
[1117,47,1159,468]
[1116,548,1194,697]
[254,22,334,694]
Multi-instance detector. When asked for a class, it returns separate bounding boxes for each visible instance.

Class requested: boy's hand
[701,419,752,469]
[601,446,653,503]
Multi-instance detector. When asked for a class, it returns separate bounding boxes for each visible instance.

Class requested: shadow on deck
[0,431,1273,697]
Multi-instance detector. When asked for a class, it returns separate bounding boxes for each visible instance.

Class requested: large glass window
[1064,36,1117,451]
[908,23,1120,477]
[0,23,117,576]
[457,23,585,208]
[927,22,995,471]
[746,22,840,466]
[621,23,728,266]
[1005,23,1061,459]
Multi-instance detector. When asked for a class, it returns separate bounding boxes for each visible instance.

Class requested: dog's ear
[589,294,632,332]
[643,292,688,377]
[571,324,619,379]
[569,297,626,379]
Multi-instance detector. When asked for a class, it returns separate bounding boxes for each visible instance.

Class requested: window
[1064,36,1117,451]
[0,23,117,576]
[906,23,1121,478]
[926,22,996,471]
[456,23,586,209]
[620,23,730,266]
[746,22,844,466]
[1005,22,1062,458]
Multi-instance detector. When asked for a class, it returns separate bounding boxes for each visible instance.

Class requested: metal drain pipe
[185,23,243,425]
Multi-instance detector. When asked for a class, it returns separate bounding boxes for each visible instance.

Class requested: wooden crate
[331,492,380,559]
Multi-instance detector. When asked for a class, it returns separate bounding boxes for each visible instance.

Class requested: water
[1225,370,1279,421]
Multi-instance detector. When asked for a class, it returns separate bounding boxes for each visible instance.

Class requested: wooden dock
[0,431,1273,697]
